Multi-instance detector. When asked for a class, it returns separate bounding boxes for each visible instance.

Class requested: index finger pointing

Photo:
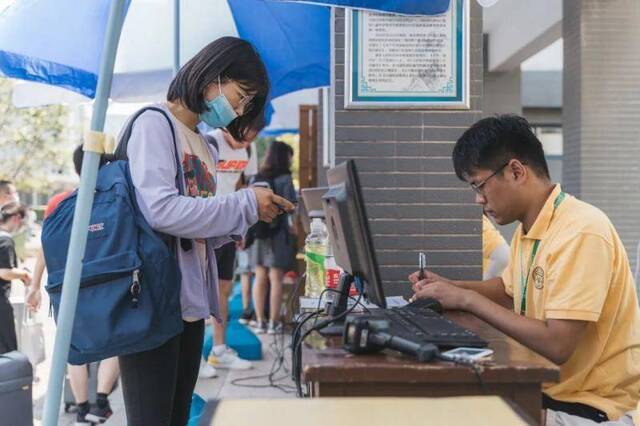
[271,195,295,212]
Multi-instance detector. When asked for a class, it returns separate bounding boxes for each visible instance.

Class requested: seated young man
[410,115,640,425]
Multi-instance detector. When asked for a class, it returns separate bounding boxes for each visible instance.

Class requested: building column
[483,36,522,118]
[563,0,640,265]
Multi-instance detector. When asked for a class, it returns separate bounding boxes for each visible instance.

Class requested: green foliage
[0,78,72,191]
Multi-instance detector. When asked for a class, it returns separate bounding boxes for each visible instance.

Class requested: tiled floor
[24,253,296,425]
[32,312,295,425]
[104,332,295,425]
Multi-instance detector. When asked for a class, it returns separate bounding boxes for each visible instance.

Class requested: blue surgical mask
[199,77,238,128]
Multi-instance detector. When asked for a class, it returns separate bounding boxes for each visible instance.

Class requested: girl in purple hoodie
[119,37,294,426]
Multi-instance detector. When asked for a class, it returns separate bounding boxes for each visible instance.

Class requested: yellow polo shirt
[482,215,507,274]
[501,184,640,420]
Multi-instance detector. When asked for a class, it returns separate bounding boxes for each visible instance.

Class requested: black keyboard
[379,306,488,349]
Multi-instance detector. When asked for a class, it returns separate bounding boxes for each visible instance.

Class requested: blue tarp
[270,0,450,15]
[0,0,328,102]
[0,0,130,98]
[229,0,330,99]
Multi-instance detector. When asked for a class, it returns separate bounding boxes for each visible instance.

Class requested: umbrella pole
[42,1,128,424]
[173,0,180,75]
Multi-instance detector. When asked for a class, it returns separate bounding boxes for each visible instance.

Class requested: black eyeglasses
[469,162,509,195]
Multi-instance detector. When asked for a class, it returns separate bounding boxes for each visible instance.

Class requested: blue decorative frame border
[345,0,468,109]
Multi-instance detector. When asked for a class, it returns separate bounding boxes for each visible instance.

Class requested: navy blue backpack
[42,107,185,364]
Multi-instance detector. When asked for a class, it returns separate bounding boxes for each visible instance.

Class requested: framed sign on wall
[344,0,469,109]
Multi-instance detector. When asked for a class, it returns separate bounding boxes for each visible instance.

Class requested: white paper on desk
[299,296,327,310]
[299,295,409,311]
[385,296,409,307]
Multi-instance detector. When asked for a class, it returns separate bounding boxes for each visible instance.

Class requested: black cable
[231,333,295,393]
[290,310,323,385]
[290,294,331,389]
[284,271,307,326]
[310,286,371,328]
[267,319,296,392]
[230,272,309,393]
[230,327,296,393]
[323,287,371,313]
[288,275,369,396]
[292,287,364,397]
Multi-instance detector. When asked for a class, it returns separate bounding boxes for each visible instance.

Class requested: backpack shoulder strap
[114,107,180,172]
[115,106,192,252]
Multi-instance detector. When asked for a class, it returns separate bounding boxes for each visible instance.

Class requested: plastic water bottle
[305,218,328,298]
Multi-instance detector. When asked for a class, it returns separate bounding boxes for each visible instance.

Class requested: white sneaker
[208,346,253,370]
[198,357,218,378]
[250,320,267,334]
[267,321,283,335]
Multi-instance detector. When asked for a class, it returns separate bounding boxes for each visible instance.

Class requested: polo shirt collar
[523,184,562,240]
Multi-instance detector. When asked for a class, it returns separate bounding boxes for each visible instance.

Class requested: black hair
[167,37,269,142]
[0,180,13,195]
[0,202,26,224]
[225,109,266,143]
[259,141,293,178]
[452,114,550,180]
[71,145,110,176]
[72,145,83,176]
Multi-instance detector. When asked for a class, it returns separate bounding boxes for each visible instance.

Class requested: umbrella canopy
[0,0,126,97]
[0,0,329,134]
[0,0,329,102]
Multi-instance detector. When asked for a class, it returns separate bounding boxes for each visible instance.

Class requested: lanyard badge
[518,191,565,316]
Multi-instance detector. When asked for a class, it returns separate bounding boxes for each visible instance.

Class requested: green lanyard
[519,191,565,315]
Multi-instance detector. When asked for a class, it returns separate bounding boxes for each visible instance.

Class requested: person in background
[236,171,257,326]
[29,145,119,425]
[199,124,260,379]
[482,214,509,280]
[411,115,640,425]
[67,358,119,425]
[0,202,30,354]
[0,180,18,206]
[118,36,293,426]
[250,141,297,335]
[0,180,28,261]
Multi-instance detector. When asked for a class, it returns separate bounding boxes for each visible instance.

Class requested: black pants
[119,320,204,426]
[543,393,609,423]
[0,294,17,354]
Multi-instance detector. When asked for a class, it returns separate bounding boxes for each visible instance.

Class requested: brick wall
[331,4,484,296]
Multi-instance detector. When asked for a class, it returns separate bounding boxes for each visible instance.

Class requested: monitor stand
[317,273,356,336]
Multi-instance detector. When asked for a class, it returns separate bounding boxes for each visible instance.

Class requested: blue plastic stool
[202,282,262,361]
[187,393,205,426]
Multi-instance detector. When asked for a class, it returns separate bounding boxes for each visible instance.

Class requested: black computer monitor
[322,160,387,310]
